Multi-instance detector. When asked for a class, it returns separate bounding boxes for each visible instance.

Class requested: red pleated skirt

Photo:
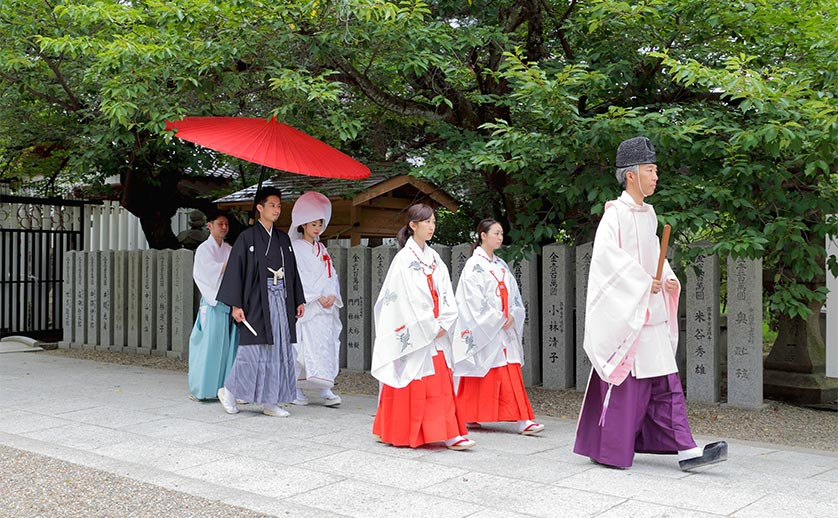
[457,363,535,422]
[372,351,467,447]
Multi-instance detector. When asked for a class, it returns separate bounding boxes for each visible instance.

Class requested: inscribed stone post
[73,251,87,347]
[97,250,114,351]
[726,256,764,408]
[111,251,128,351]
[541,243,575,389]
[371,245,398,344]
[511,254,541,386]
[431,244,452,275]
[61,251,76,348]
[827,235,838,379]
[127,251,142,352]
[451,243,472,289]
[331,245,349,368]
[170,249,193,359]
[346,246,371,370]
[85,252,100,349]
[154,251,172,356]
[575,241,594,391]
[139,250,158,355]
[685,251,721,403]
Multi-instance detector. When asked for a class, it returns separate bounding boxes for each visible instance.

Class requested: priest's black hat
[615,136,656,168]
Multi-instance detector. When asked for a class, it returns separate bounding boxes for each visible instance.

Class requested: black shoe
[679,441,728,471]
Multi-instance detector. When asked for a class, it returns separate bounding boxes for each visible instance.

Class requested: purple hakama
[224,279,297,404]
[574,369,697,468]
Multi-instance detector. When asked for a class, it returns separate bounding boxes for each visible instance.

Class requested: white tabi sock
[677,446,704,461]
[444,436,468,447]
[517,420,535,433]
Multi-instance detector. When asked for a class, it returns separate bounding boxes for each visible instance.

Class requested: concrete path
[1,352,836,517]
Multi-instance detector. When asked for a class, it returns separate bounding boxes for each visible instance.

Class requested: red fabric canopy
[165,116,370,180]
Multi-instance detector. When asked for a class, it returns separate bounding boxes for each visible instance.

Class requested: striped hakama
[224,279,297,404]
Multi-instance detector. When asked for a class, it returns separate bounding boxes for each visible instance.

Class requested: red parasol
[165,116,370,180]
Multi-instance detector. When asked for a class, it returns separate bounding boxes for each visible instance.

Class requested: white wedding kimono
[583,191,680,385]
[370,237,458,389]
[452,249,526,377]
[292,239,343,389]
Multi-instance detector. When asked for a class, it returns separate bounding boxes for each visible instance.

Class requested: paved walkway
[1,351,837,517]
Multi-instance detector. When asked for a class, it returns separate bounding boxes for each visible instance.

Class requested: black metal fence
[0,195,88,341]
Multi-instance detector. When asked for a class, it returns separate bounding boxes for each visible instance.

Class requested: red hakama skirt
[372,351,467,447]
[457,363,535,422]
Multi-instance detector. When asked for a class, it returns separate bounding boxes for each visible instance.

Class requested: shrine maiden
[452,219,544,435]
[371,203,475,450]
[289,191,343,407]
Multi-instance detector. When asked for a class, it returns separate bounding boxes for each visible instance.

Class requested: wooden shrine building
[214,172,459,245]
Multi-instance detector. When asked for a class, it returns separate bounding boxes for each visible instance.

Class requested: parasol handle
[655,224,672,281]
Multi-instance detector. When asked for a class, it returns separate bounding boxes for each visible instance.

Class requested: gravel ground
[43,349,838,452]
[0,445,269,518]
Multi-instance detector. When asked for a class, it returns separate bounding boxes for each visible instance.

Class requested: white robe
[370,237,458,389]
[583,191,680,385]
[292,239,343,389]
[452,248,526,377]
[193,237,232,322]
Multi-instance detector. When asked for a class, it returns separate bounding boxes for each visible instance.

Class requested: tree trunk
[120,154,182,250]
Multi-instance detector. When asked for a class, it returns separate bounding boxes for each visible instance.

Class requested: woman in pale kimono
[289,192,343,407]
[371,203,475,450]
[451,219,544,435]
[188,212,239,400]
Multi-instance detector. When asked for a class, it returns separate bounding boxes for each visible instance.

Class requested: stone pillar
[827,234,838,379]
[511,254,541,386]
[332,246,349,368]
[685,251,721,403]
[85,252,100,350]
[72,251,87,348]
[170,249,194,359]
[541,244,575,389]
[451,243,471,289]
[154,251,172,356]
[111,251,128,352]
[127,251,142,352]
[60,251,76,348]
[726,256,764,408]
[97,250,114,351]
[371,245,398,345]
[139,250,158,355]
[431,244,452,276]
[575,241,594,391]
[346,246,371,371]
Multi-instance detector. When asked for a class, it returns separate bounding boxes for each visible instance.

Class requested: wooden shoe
[679,441,728,471]
[520,422,545,435]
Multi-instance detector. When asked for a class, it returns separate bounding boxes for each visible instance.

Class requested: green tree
[2,1,836,354]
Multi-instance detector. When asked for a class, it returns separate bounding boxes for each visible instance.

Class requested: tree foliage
[1,0,836,322]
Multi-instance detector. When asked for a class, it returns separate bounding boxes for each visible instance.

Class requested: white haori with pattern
[370,237,457,389]
[193,236,232,311]
[452,248,526,377]
[292,238,343,389]
[584,191,680,386]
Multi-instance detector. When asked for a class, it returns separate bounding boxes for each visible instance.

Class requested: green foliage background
[1,0,836,321]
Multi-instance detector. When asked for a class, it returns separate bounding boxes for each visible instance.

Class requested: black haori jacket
[216,224,305,346]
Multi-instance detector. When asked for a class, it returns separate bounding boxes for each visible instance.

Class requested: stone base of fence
[62,249,193,359]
